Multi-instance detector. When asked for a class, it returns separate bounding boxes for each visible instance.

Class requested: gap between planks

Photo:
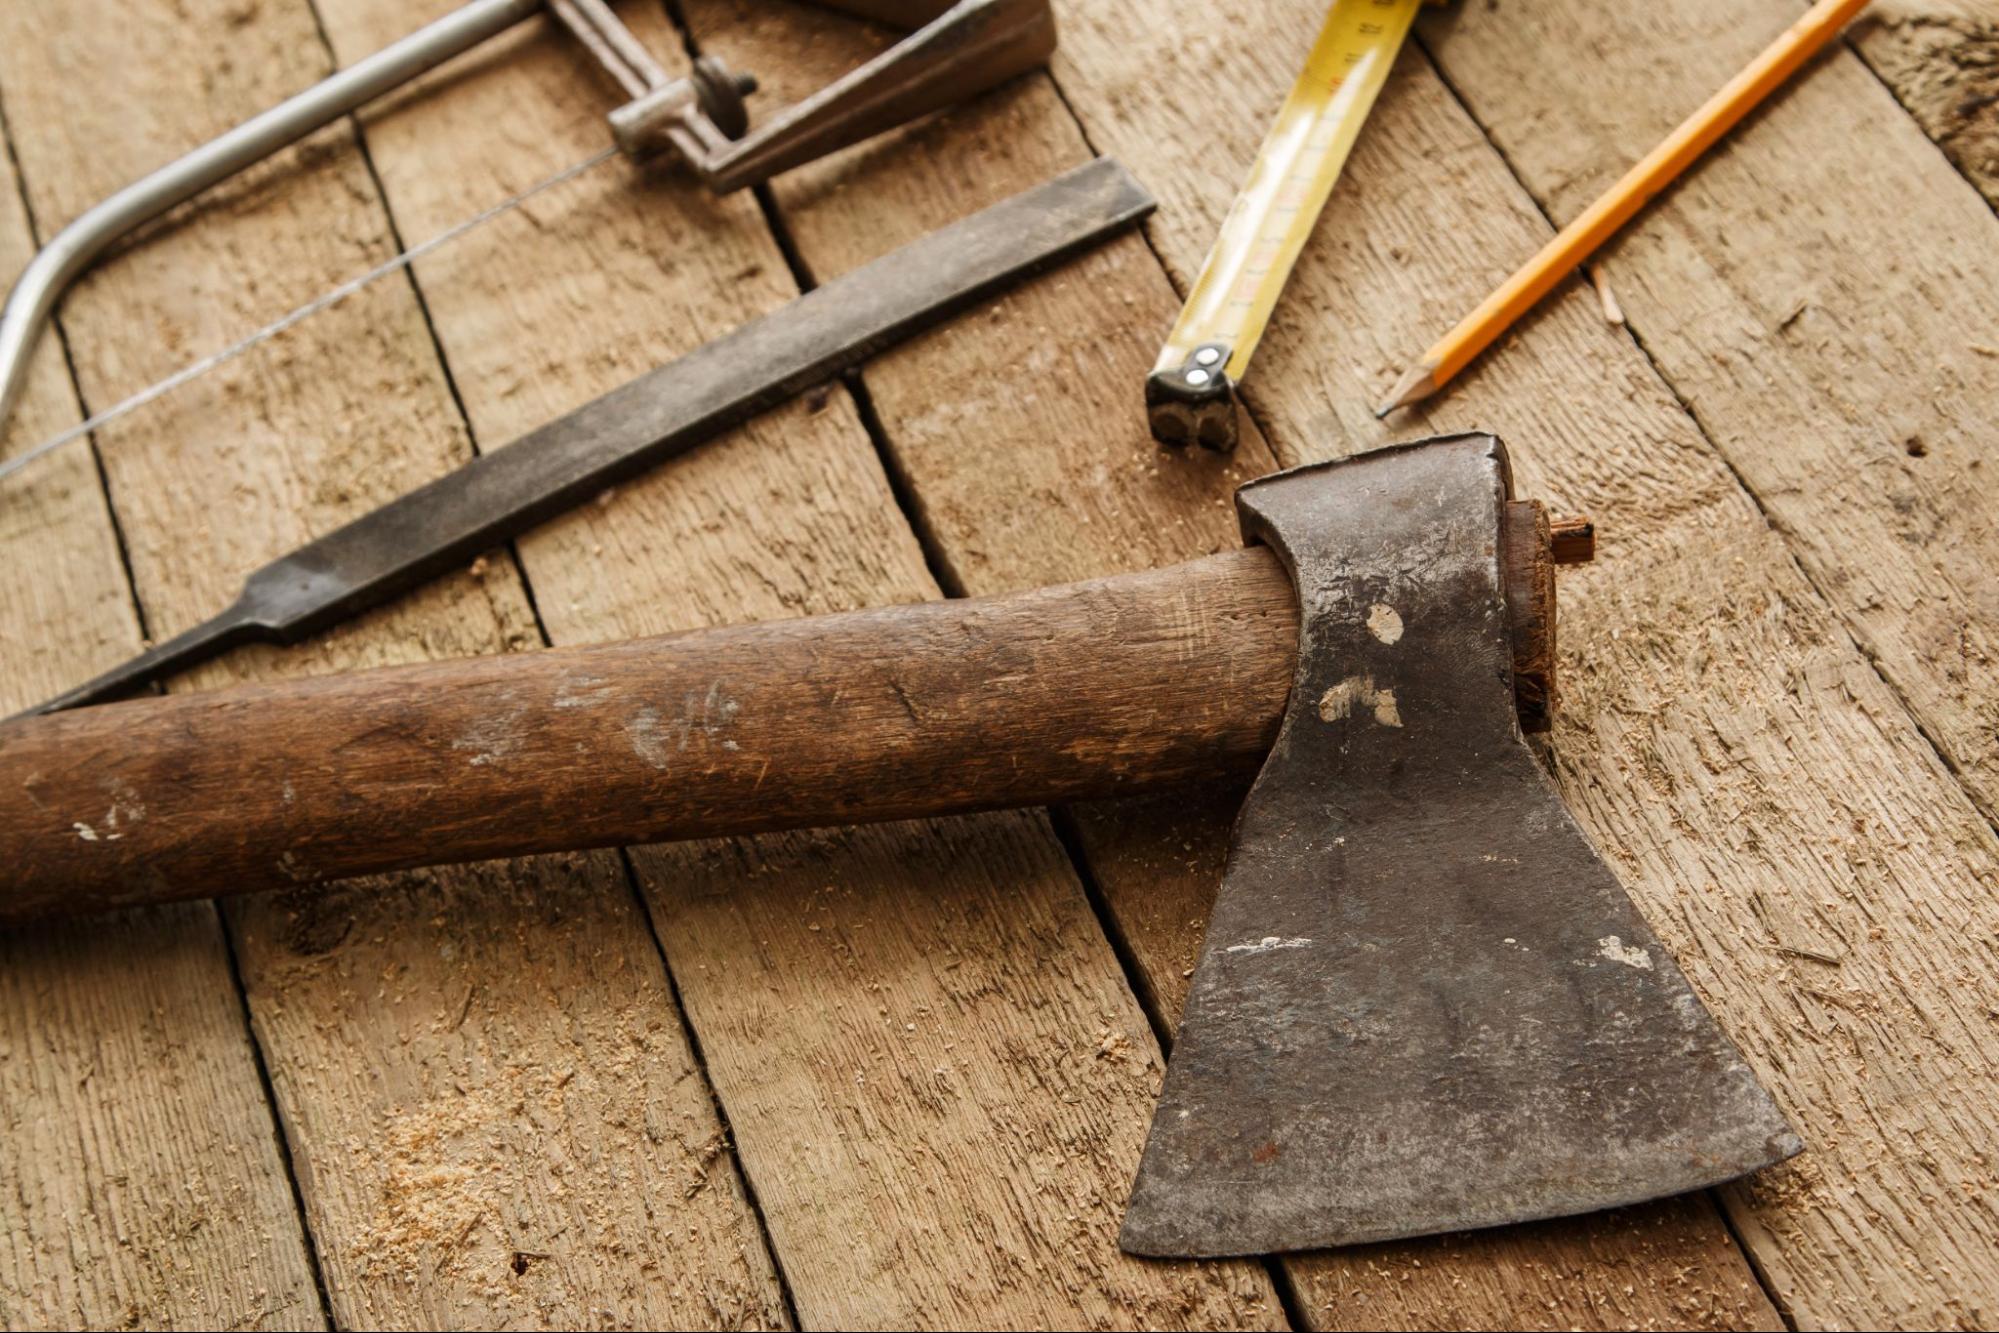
[676,1,1777,1330]
[1410,8,1999,859]
[289,1,795,1309]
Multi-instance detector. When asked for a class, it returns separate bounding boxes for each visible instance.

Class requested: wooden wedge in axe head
[0,433,1799,1254]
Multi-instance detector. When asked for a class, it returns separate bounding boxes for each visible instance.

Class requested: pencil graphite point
[1375,364,1437,418]
[1369,0,1869,419]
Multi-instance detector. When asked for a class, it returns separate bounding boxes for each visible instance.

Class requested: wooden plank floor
[0,1,1994,1328]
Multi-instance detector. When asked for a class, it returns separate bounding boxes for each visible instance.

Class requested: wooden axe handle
[0,550,1298,920]
[0,503,1570,922]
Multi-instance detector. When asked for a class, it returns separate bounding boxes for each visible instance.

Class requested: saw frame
[0,0,1055,459]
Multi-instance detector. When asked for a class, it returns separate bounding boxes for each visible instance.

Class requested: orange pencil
[1378,0,1870,416]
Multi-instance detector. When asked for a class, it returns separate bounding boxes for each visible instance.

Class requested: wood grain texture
[637,814,1282,1330]
[1854,0,1999,210]
[9,1,1992,1326]
[0,912,326,1333]
[0,71,326,1333]
[0,551,1296,916]
[0,0,785,1325]
[698,1,1783,1328]
[231,855,784,1328]
[316,0,1283,1324]
[1294,1197,1778,1333]
[1419,0,1999,829]
[1046,1,1999,1326]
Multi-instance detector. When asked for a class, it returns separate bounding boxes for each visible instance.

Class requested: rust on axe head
[1120,434,1800,1258]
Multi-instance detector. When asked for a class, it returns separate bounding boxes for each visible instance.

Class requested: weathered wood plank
[317,0,1282,1325]
[0,55,327,1333]
[0,1,786,1325]
[1291,1199,1778,1332]
[232,856,787,1328]
[1854,1,1999,210]
[0,906,327,1333]
[1047,1,1999,1326]
[641,814,1287,1330]
[687,1,1781,1329]
[1419,0,1999,829]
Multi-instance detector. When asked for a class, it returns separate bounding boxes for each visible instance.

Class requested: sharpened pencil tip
[1376,364,1437,417]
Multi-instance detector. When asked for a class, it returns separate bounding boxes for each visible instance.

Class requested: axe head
[1120,434,1799,1258]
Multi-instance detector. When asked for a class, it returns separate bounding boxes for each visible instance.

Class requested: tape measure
[1147,0,1421,449]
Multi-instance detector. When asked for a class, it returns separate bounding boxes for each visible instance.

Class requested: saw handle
[0,505,1572,921]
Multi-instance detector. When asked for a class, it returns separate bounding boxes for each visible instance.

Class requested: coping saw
[0,0,1057,455]
[1147,0,1427,450]
[0,433,1800,1255]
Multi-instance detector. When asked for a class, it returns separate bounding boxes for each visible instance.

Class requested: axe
[0,434,1799,1254]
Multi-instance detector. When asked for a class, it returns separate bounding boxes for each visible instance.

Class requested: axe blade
[1120,434,1799,1258]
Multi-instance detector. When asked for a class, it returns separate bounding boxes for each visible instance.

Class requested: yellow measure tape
[1147,0,1421,448]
